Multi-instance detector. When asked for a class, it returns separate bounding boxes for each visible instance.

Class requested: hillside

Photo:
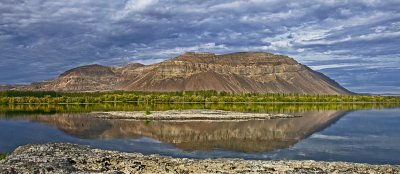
[21,52,352,94]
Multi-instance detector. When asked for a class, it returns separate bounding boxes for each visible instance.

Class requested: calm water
[0,104,399,164]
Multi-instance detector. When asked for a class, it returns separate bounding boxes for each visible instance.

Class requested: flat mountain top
[169,52,297,65]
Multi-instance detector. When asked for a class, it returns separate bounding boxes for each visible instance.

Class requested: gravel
[94,109,300,121]
[1,143,399,174]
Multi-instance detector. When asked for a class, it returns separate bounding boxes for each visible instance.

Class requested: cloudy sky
[1,0,399,94]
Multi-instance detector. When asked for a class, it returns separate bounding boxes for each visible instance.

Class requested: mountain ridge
[18,52,352,94]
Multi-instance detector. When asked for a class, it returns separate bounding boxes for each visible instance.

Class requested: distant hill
[0,84,26,91]
[19,52,352,94]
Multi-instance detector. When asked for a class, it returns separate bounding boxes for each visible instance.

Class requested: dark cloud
[0,0,399,94]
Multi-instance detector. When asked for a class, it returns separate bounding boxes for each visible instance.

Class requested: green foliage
[1,102,399,115]
[0,152,8,160]
[145,110,151,115]
[144,120,152,126]
[0,90,399,105]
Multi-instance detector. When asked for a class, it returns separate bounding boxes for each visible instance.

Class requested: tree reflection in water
[21,110,348,153]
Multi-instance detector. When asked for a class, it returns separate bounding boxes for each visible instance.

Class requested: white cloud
[153,43,228,56]
[113,0,159,19]
[124,0,159,12]
[309,63,359,70]
[240,9,304,23]
[311,134,349,140]
[358,31,400,40]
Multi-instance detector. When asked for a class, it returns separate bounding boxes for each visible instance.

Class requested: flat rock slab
[94,109,300,121]
[1,143,399,174]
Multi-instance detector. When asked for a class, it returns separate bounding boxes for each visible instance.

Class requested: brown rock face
[23,52,351,94]
[0,84,27,90]
[26,65,119,91]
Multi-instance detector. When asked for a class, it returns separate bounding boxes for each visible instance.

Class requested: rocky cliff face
[22,52,351,94]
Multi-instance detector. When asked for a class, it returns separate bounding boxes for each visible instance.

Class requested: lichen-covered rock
[0,143,398,174]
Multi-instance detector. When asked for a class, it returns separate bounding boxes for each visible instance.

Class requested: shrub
[145,110,151,115]
[0,152,8,160]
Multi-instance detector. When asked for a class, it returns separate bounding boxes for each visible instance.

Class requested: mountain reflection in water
[22,110,348,153]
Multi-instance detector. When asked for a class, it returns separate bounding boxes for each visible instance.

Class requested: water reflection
[1,103,398,115]
[9,110,348,153]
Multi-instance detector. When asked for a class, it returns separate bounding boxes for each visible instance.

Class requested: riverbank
[0,143,399,173]
[2,90,400,105]
[94,109,300,121]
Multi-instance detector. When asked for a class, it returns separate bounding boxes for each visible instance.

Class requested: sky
[0,0,399,94]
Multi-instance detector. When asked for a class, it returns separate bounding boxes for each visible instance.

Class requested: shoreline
[3,101,400,104]
[1,143,399,173]
[93,109,301,121]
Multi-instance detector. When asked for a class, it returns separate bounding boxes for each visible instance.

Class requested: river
[0,104,399,164]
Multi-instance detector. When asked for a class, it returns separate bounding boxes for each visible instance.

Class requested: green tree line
[0,90,399,104]
[1,103,400,115]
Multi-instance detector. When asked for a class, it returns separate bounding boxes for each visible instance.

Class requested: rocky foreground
[1,143,399,174]
[95,109,299,121]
